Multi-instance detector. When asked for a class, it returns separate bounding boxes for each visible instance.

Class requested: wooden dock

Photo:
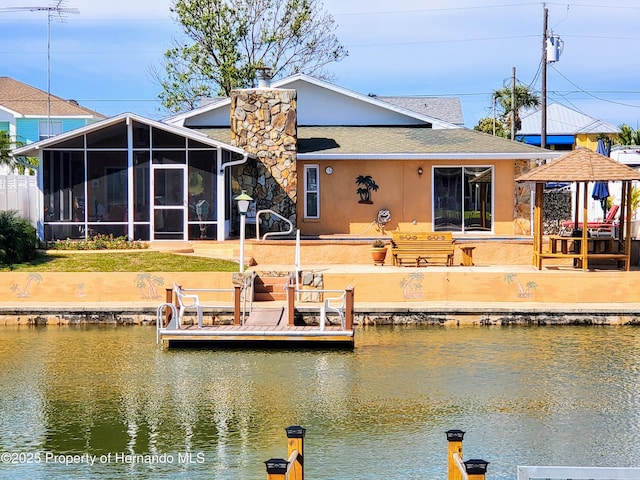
[157,286,355,348]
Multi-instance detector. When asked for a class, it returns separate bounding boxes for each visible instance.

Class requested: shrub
[0,210,38,266]
[48,234,148,251]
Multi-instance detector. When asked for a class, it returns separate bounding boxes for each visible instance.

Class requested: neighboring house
[517,103,619,150]
[374,96,465,126]
[13,74,558,242]
[0,76,105,146]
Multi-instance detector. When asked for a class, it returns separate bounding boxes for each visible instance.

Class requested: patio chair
[560,204,619,236]
[173,283,205,328]
[319,291,347,331]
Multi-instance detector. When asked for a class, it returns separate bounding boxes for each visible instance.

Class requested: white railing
[453,452,469,480]
[293,288,347,330]
[255,209,293,240]
[517,466,640,480]
[156,303,178,344]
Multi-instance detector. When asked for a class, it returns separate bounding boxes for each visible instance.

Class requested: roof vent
[256,67,272,88]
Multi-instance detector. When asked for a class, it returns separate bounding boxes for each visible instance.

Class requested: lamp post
[235,190,253,273]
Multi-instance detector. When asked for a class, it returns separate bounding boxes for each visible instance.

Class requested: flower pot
[631,219,640,239]
[371,247,387,265]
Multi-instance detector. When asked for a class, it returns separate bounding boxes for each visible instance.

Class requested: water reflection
[0,325,639,479]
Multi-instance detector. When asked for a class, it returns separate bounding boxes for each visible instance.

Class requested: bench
[391,232,456,266]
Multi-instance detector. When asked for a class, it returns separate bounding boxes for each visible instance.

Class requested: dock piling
[265,426,305,480]
[446,429,465,480]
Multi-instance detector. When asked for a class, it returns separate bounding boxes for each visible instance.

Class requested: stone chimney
[230,74,297,233]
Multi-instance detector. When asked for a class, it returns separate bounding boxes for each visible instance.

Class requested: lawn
[0,252,240,272]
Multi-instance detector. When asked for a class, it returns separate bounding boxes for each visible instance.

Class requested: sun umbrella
[592,139,611,216]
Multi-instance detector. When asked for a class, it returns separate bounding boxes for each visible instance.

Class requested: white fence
[517,465,640,480]
[0,175,39,225]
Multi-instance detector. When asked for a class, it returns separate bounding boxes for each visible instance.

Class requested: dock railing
[159,275,254,331]
[285,281,354,330]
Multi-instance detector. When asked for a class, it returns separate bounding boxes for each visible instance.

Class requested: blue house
[0,76,105,147]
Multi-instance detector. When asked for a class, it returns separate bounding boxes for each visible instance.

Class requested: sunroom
[13,113,250,242]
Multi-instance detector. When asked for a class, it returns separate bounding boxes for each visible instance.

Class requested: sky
[2,0,640,129]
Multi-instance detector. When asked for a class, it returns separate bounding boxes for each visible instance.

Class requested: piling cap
[445,429,465,442]
[285,425,306,438]
[464,459,489,474]
[264,458,289,474]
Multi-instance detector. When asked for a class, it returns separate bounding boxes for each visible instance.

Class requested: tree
[618,124,640,145]
[0,130,35,174]
[492,84,540,134]
[474,117,509,138]
[156,0,348,113]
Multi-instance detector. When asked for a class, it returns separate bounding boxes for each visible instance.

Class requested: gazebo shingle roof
[516,147,640,182]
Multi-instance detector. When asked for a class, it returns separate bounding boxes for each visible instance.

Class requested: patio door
[152,165,187,240]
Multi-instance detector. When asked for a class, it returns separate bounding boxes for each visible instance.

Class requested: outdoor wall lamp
[235,190,253,273]
[418,166,423,177]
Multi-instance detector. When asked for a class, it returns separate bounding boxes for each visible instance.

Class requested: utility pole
[2,2,78,138]
[511,67,516,140]
[541,3,548,150]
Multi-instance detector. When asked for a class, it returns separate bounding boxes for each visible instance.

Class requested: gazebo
[517,148,640,271]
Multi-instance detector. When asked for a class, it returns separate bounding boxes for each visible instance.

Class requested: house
[374,96,465,126]
[168,73,558,237]
[517,103,619,150]
[13,74,558,242]
[0,76,105,145]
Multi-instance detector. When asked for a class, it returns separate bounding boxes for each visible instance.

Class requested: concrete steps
[253,275,289,302]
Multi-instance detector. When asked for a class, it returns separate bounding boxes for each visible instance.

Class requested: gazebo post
[534,182,544,269]
[624,181,632,271]
[581,182,589,270]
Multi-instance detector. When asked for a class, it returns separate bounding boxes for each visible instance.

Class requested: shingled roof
[516,147,640,182]
[197,125,555,158]
[0,77,105,117]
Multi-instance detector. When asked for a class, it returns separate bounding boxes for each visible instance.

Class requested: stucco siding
[297,159,517,235]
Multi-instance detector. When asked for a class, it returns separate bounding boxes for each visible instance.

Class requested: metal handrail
[453,452,469,480]
[256,209,294,240]
[156,303,177,344]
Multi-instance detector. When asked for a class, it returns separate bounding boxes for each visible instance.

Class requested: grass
[0,251,240,272]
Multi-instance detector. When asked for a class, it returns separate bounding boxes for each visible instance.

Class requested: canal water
[0,325,638,479]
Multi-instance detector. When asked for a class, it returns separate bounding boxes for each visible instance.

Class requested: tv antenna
[1,1,79,138]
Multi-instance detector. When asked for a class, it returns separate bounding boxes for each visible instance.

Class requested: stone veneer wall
[513,158,536,234]
[230,88,297,234]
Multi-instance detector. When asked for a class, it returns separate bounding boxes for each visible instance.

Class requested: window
[433,166,493,232]
[304,165,319,218]
[39,121,63,140]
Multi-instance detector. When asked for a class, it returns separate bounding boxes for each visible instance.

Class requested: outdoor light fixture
[418,166,423,176]
[285,425,306,438]
[235,190,253,273]
[464,459,490,475]
[264,458,289,475]
[445,429,465,442]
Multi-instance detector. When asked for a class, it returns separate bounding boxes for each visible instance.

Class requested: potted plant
[371,239,387,265]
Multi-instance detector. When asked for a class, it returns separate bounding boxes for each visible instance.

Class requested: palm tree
[492,85,540,134]
[618,124,640,145]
